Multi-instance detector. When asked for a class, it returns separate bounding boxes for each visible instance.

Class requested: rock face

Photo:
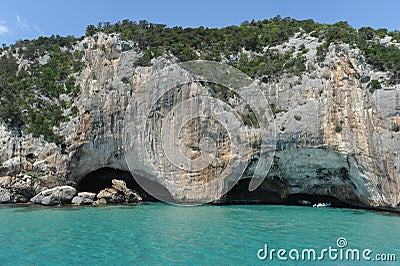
[97,188,125,203]
[96,179,142,203]
[71,192,97,205]
[30,186,77,206]
[0,188,12,203]
[93,198,107,205]
[0,32,399,210]
[0,175,36,203]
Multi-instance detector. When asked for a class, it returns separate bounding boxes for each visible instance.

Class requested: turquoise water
[0,203,399,265]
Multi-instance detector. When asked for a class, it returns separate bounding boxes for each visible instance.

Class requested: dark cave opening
[78,170,365,209]
[77,167,173,202]
[224,179,361,208]
[224,179,283,204]
[284,193,356,208]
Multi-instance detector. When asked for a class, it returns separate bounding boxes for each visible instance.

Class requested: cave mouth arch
[77,167,173,202]
[224,179,364,208]
[77,169,365,208]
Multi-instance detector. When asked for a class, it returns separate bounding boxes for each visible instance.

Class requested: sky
[0,0,399,45]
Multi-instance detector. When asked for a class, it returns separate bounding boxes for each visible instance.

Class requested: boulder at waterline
[71,192,97,205]
[30,186,77,206]
[92,198,107,205]
[97,188,125,203]
[96,179,142,203]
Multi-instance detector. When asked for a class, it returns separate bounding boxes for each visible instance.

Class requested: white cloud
[15,15,43,36]
[33,24,43,35]
[16,15,28,29]
[0,21,9,35]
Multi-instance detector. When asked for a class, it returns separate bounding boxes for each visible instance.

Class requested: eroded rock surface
[71,192,97,205]
[0,175,36,203]
[0,33,399,210]
[97,179,142,203]
[30,186,77,205]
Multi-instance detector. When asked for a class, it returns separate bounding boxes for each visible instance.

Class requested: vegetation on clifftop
[87,17,400,83]
[0,16,400,143]
[0,36,83,143]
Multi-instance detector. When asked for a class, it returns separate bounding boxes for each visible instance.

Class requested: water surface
[0,203,398,265]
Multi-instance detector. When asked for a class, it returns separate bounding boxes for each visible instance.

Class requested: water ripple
[0,204,398,265]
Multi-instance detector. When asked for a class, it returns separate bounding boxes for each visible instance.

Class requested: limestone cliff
[0,30,399,210]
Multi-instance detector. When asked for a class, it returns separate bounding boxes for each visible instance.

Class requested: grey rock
[40,195,55,206]
[93,198,107,205]
[112,179,129,193]
[78,191,97,199]
[13,194,28,203]
[0,188,12,203]
[30,186,77,205]
[96,179,142,203]
[0,175,36,203]
[111,179,142,202]
[121,41,132,52]
[71,192,96,205]
[97,188,125,203]
[71,196,82,205]
[126,192,142,203]
[38,54,51,65]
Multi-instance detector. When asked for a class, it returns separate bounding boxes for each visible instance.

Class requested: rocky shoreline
[28,179,142,206]
[1,180,399,215]
[1,173,400,214]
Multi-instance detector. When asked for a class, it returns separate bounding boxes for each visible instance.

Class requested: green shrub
[70,106,79,117]
[269,103,287,115]
[392,122,400,132]
[121,77,130,84]
[0,35,82,143]
[2,17,400,144]
[369,80,382,93]
[298,44,308,54]
[335,124,343,133]
[294,115,302,121]
[89,18,400,80]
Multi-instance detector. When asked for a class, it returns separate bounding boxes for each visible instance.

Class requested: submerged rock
[71,192,97,205]
[30,186,77,206]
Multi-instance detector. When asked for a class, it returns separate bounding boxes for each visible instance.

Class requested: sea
[0,203,398,265]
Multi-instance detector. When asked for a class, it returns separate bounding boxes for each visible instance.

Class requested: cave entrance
[285,194,357,208]
[224,179,283,204]
[224,179,361,208]
[77,167,173,202]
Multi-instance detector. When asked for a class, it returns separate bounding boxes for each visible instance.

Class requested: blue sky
[1,0,399,45]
